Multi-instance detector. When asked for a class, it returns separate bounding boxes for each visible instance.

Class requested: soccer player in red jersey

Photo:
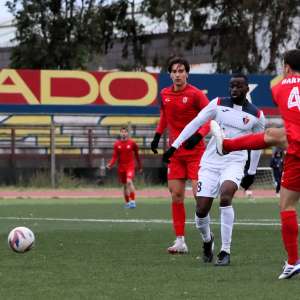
[107,127,142,208]
[150,57,210,254]
[211,49,300,279]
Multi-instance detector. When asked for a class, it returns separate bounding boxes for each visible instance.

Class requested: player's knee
[195,206,209,218]
[195,201,210,217]
[219,195,232,207]
[279,202,293,211]
[279,198,297,211]
[126,180,133,187]
[170,191,184,202]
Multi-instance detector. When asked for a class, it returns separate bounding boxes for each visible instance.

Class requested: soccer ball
[8,226,35,253]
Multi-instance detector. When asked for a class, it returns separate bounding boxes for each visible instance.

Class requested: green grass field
[1,196,300,299]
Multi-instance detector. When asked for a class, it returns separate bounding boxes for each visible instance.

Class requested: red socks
[124,194,130,203]
[172,202,185,236]
[281,210,299,265]
[125,192,135,203]
[223,132,267,152]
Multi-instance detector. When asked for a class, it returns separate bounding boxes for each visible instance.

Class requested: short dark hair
[167,57,190,73]
[284,49,300,72]
[231,73,248,84]
[120,127,128,131]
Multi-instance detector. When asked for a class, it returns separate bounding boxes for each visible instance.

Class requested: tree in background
[185,0,215,50]
[141,0,191,69]
[116,0,149,70]
[5,0,300,72]
[263,0,299,73]
[207,0,300,73]
[6,0,127,69]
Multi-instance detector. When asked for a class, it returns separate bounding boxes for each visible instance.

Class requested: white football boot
[210,120,226,155]
[278,261,300,279]
[167,239,188,254]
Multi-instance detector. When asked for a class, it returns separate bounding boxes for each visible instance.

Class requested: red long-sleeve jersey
[156,83,210,156]
[108,139,141,172]
[272,75,300,158]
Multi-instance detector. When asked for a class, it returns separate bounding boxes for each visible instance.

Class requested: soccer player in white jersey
[162,74,265,265]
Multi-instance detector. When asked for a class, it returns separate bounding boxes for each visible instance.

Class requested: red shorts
[167,153,202,180]
[281,154,300,192]
[118,169,135,184]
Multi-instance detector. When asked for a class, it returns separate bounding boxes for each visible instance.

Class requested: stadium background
[0,3,298,298]
[0,69,282,186]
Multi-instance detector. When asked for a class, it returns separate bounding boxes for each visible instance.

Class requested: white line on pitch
[0,216,282,226]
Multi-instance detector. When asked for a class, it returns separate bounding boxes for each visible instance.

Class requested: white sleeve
[252,110,265,133]
[172,98,218,149]
[247,150,262,175]
[247,111,265,175]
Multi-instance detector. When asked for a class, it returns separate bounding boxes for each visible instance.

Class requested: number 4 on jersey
[288,87,300,111]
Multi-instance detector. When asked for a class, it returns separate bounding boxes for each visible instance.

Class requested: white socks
[194,206,234,252]
[195,214,211,242]
[176,236,185,243]
[220,206,234,254]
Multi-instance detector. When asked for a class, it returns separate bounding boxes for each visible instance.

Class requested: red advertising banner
[0,69,159,114]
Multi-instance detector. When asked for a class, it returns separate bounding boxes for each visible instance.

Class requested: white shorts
[196,162,245,198]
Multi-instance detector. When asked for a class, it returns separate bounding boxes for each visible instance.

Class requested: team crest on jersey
[165,98,171,102]
[182,97,188,103]
[243,116,250,124]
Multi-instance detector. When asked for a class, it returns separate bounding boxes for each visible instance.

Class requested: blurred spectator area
[0,114,281,171]
[0,115,162,171]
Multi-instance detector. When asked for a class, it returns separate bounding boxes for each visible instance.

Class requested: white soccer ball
[8,226,35,253]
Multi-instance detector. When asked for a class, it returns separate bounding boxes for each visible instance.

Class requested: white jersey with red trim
[172,97,265,168]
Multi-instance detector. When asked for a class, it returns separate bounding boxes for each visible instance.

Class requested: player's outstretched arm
[172,100,217,149]
[183,132,203,149]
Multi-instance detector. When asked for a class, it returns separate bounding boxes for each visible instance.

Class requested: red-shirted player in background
[107,127,142,209]
[150,57,210,254]
[211,49,300,279]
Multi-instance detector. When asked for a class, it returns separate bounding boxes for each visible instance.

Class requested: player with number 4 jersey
[209,49,300,279]
[272,73,300,159]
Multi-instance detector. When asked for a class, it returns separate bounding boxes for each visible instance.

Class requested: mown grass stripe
[0,216,282,226]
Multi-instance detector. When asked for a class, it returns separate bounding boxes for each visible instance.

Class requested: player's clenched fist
[162,146,176,163]
[240,174,255,190]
